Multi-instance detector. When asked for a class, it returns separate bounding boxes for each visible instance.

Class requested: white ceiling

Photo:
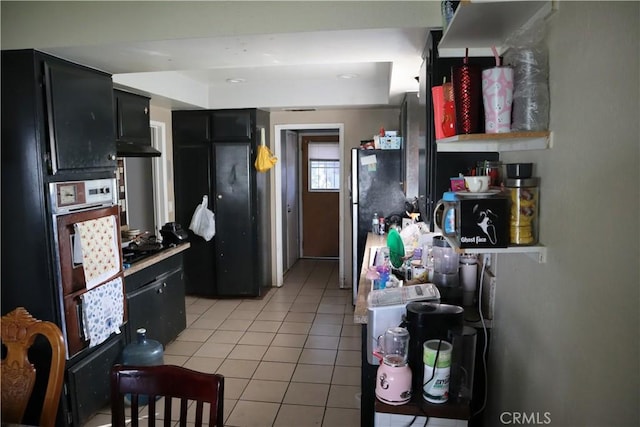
[41,27,428,111]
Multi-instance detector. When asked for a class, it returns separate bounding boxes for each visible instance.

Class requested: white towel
[81,277,124,347]
[73,215,120,290]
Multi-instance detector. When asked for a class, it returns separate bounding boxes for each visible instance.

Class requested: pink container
[481,66,514,133]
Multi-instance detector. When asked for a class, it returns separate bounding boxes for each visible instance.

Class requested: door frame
[150,120,170,232]
[273,123,345,288]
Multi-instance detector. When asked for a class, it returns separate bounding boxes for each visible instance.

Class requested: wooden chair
[1,307,66,427]
[110,364,225,427]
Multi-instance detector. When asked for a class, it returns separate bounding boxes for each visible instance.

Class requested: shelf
[442,235,547,263]
[438,0,554,58]
[436,131,551,152]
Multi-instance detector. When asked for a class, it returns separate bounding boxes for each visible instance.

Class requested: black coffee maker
[403,302,464,400]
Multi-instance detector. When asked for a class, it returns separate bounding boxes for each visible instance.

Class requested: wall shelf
[442,235,547,263]
[436,131,551,152]
[438,0,554,58]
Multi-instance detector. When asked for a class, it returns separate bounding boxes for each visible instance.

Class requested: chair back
[1,307,66,427]
[110,364,224,427]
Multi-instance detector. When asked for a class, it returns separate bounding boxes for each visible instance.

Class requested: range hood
[117,141,161,157]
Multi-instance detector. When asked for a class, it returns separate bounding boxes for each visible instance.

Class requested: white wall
[486,3,639,426]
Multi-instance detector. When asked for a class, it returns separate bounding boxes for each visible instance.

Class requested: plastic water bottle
[122,328,164,405]
[372,213,379,234]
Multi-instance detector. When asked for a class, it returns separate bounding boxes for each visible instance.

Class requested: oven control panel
[50,178,117,213]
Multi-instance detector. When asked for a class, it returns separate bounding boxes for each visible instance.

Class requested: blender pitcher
[380,327,410,366]
[375,327,412,406]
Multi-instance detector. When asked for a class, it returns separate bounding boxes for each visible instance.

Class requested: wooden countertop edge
[354,233,388,324]
[123,242,191,277]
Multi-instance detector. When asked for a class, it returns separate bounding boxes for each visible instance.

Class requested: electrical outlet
[480,268,496,320]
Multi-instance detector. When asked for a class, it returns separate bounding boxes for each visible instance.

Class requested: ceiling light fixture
[337,73,359,79]
[226,78,246,84]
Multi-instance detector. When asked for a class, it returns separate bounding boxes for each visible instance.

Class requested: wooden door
[301,135,339,258]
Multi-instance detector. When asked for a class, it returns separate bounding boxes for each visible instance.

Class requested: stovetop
[122,236,169,265]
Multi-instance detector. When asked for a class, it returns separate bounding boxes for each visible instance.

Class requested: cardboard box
[379,136,403,149]
[457,195,509,248]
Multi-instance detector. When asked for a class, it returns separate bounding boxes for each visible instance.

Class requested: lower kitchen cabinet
[65,332,126,426]
[124,254,186,346]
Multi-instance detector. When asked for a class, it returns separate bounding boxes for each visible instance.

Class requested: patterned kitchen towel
[74,215,120,290]
[81,276,124,347]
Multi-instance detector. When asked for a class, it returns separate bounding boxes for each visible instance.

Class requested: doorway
[300,135,340,258]
[273,124,346,288]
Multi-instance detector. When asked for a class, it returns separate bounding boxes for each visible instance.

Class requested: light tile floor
[83,259,361,427]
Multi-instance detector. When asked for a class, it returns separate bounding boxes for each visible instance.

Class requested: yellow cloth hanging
[254,128,277,172]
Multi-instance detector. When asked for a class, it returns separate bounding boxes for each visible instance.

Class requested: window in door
[308,143,340,192]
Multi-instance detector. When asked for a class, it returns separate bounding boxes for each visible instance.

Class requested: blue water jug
[122,328,164,405]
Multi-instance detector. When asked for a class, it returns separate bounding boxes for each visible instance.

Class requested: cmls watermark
[500,412,552,425]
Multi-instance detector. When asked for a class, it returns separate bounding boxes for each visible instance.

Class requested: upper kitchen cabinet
[211,110,252,141]
[437,0,554,58]
[173,110,212,143]
[2,50,117,178]
[114,89,160,157]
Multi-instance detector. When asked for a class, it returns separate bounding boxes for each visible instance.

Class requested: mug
[464,176,490,193]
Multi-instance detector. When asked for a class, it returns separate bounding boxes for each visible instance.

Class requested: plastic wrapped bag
[189,196,215,241]
[504,18,550,131]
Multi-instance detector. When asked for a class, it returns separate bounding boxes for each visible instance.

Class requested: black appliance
[419,29,500,226]
[351,148,407,304]
[160,222,189,245]
[403,302,464,399]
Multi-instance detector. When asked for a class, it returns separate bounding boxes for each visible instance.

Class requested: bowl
[506,163,533,179]
[463,175,490,193]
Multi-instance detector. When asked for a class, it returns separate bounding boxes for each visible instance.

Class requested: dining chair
[1,306,66,427]
[110,364,225,427]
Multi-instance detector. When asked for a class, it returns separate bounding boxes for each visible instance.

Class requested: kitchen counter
[354,233,477,426]
[123,242,190,277]
[354,233,387,324]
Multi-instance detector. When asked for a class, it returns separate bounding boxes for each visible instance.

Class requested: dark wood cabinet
[172,109,271,297]
[66,333,126,427]
[113,89,159,156]
[44,60,117,173]
[114,89,151,144]
[124,254,186,346]
[211,110,252,140]
[2,49,117,179]
[2,50,118,426]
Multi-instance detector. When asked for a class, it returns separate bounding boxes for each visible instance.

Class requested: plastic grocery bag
[255,144,277,172]
[189,196,216,241]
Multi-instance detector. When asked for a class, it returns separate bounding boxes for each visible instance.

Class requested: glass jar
[505,178,540,245]
[476,160,504,187]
